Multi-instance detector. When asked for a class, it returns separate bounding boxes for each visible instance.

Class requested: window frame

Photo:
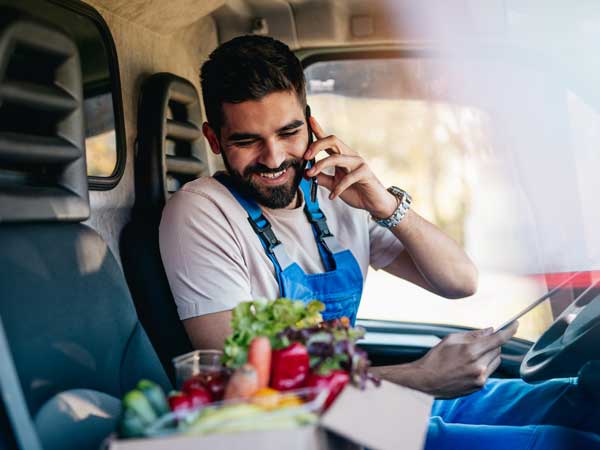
[49,0,126,190]
[301,48,436,70]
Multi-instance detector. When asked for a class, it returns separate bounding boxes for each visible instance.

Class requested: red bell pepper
[270,342,309,391]
[306,369,350,409]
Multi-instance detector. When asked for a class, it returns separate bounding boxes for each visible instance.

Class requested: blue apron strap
[301,178,346,271]
[214,173,294,288]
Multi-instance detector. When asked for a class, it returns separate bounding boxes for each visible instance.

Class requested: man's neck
[285,190,302,210]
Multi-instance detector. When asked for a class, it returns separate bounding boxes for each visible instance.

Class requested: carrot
[247,336,271,389]
[224,364,259,400]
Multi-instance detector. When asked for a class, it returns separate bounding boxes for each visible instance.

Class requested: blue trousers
[425,378,600,450]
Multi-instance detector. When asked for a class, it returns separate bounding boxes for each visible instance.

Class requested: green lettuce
[223,298,324,368]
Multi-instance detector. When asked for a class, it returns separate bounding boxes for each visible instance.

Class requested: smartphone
[305,105,318,202]
[494,271,581,333]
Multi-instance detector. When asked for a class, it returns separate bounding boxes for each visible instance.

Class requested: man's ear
[202,122,221,155]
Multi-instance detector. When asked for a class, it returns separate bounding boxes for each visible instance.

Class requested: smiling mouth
[259,169,287,179]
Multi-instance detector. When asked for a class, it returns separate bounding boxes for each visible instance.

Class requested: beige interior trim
[84,0,225,35]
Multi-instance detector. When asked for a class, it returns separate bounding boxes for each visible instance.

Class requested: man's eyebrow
[278,120,304,132]
[227,132,260,142]
[227,120,304,142]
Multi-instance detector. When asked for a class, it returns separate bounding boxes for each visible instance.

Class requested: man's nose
[257,138,287,169]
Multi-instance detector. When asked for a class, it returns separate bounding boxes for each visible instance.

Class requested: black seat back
[121,73,206,382]
[0,18,170,450]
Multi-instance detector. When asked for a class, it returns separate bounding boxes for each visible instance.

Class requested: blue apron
[215,172,363,324]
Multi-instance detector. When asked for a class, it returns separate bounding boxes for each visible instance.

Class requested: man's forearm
[370,362,432,394]
[389,209,478,298]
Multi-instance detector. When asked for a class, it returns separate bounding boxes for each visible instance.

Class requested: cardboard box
[109,381,433,450]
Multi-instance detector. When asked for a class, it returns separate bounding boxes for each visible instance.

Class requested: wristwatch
[372,186,412,229]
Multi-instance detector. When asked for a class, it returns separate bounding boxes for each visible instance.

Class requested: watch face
[388,186,411,203]
[374,186,411,228]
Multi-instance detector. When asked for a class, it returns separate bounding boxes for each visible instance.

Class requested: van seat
[121,73,206,382]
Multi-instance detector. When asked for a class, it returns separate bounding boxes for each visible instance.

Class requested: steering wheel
[520,284,600,382]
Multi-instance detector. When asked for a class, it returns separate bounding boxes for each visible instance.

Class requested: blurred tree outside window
[84,91,117,177]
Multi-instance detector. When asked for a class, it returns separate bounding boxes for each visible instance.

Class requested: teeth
[260,169,286,179]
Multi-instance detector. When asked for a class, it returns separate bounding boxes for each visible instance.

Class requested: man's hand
[412,322,519,398]
[304,116,397,219]
[371,322,519,399]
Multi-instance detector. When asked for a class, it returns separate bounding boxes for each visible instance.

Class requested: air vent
[0,19,88,223]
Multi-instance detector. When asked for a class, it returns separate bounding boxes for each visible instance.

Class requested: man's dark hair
[200,35,306,134]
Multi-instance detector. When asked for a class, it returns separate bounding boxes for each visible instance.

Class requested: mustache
[243,159,301,178]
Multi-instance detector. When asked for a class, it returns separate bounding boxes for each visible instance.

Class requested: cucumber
[122,389,158,426]
[119,407,147,438]
[137,379,169,416]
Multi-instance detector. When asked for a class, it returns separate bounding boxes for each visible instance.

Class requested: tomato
[205,374,227,401]
[167,392,192,412]
[187,386,212,408]
[182,375,205,393]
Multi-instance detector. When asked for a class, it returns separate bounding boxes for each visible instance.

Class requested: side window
[304,56,579,341]
[0,0,125,188]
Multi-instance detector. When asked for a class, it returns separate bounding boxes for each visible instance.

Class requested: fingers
[499,320,520,340]
[472,321,519,357]
[307,153,361,177]
[328,165,369,199]
[487,321,519,349]
[315,172,335,191]
[466,327,494,338]
[304,135,338,161]
[485,353,502,378]
[480,346,501,367]
[304,121,356,161]
[309,115,326,140]
[469,347,501,388]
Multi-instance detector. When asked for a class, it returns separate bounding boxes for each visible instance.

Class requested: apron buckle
[307,212,333,241]
[248,216,281,254]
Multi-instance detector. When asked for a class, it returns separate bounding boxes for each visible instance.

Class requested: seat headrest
[135,73,205,215]
[0,18,89,223]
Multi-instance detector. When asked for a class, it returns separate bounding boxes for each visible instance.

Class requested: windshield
[305,45,600,342]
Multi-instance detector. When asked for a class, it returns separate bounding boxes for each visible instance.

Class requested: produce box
[107,299,433,449]
[108,380,432,450]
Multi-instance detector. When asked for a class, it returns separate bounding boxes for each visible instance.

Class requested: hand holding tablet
[493,272,581,334]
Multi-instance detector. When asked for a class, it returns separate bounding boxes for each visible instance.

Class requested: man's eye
[280,130,300,138]
[235,140,256,147]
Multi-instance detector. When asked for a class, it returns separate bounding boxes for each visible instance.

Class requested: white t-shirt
[159,176,404,320]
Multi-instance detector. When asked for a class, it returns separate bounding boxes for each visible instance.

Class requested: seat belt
[0,316,42,450]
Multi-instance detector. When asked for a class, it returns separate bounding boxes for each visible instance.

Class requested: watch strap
[372,186,412,228]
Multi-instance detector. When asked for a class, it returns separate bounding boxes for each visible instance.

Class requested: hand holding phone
[305,105,318,202]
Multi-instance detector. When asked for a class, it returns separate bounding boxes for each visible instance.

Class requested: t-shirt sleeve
[159,189,253,319]
[368,216,405,270]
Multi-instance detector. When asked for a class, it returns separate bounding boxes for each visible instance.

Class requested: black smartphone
[305,105,318,202]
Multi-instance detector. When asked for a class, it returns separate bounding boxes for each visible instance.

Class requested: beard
[221,153,304,209]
